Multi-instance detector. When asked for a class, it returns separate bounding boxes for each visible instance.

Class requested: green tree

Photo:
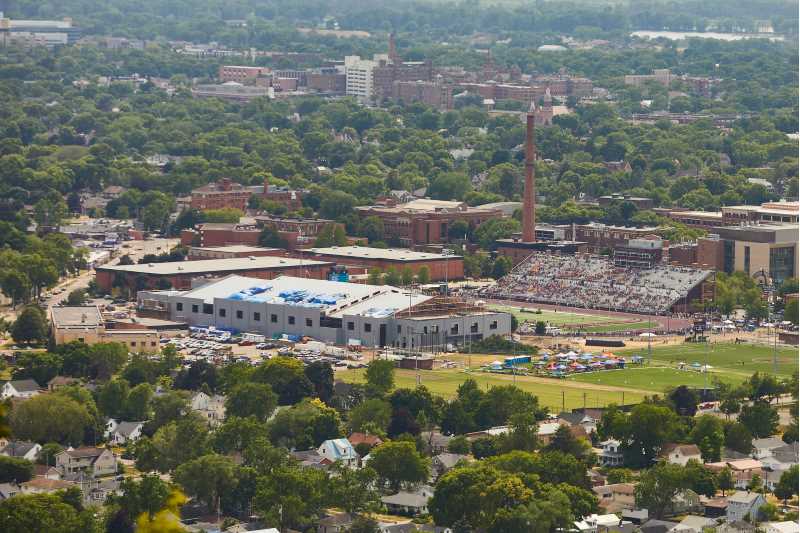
[329,463,381,514]
[785,298,798,326]
[690,415,725,462]
[634,462,688,519]
[258,226,289,248]
[416,265,430,284]
[347,398,392,435]
[98,379,131,419]
[175,454,239,513]
[12,351,62,387]
[384,267,401,286]
[535,321,547,335]
[0,493,92,533]
[367,267,383,285]
[225,382,278,421]
[212,416,268,455]
[364,359,395,397]
[65,289,88,306]
[0,455,33,483]
[367,440,430,491]
[739,402,779,438]
[717,467,735,496]
[253,464,329,531]
[773,465,798,505]
[267,399,342,450]
[252,357,313,405]
[9,394,91,446]
[11,306,48,345]
[725,422,754,454]
[125,383,154,421]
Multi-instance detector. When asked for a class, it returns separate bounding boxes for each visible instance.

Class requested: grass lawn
[618,342,798,378]
[337,367,647,412]
[568,367,740,393]
[489,305,622,327]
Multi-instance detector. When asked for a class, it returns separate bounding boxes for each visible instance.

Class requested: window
[271,314,278,323]
[423,326,428,334]
[192,304,199,313]
[450,323,459,335]
[253,312,261,321]
[744,245,751,275]
[202,304,213,315]
[176,303,183,311]
[306,318,313,327]
[151,342,157,347]
[236,310,243,319]
[347,322,355,331]
[490,321,498,330]
[364,323,372,332]
[130,341,136,347]
[219,308,226,317]
[288,316,295,325]
[397,325,402,333]
[471,322,479,333]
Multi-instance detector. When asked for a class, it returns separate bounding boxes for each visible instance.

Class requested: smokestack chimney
[522,103,537,243]
[389,32,399,65]
[263,174,270,195]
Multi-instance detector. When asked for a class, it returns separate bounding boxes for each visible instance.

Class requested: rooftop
[97,256,330,276]
[728,490,763,504]
[50,306,104,328]
[191,245,279,253]
[4,379,40,393]
[309,246,461,261]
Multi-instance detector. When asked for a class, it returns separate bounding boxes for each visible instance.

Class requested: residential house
[189,391,226,427]
[1,379,41,399]
[47,376,80,392]
[55,447,118,478]
[599,439,624,467]
[431,453,468,480]
[0,482,21,500]
[672,489,702,515]
[671,515,717,533]
[21,477,74,495]
[317,439,358,467]
[347,432,383,450]
[107,421,144,446]
[420,431,453,454]
[381,485,434,516]
[558,411,598,434]
[761,442,799,490]
[706,459,764,489]
[621,509,649,525]
[717,521,757,533]
[33,465,62,480]
[701,497,729,518]
[1,441,42,462]
[639,519,679,533]
[318,511,355,533]
[764,522,800,533]
[538,421,569,445]
[752,437,787,460]
[593,482,636,513]
[574,514,629,533]
[726,490,766,523]
[659,443,702,466]
[290,449,332,470]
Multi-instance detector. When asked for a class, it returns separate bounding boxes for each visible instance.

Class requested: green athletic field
[567,367,740,393]
[488,304,651,332]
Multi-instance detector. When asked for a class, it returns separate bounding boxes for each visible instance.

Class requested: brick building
[354,199,502,247]
[180,222,262,247]
[95,256,333,293]
[392,80,453,109]
[307,69,346,94]
[190,177,304,212]
[571,223,662,255]
[254,216,341,250]
[305,246,464,281]
[218,65,271,83]
[188,245,285,260]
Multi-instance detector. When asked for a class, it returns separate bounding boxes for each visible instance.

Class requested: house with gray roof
[1,379,41,399]
[726,491,766,523]
[381,485,434,516]
[752,437,787,459]
[1,441,41,461]
[107,421,144,446]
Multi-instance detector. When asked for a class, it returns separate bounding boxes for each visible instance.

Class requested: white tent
[638,332,657,338]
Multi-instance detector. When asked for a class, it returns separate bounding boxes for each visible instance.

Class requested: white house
[55,447,118,478]
[752,437,786,460]
[599,439,624,466]
[726,491,766,523]
[659,443,702,466]
[107,421,144,446]
[189,391,226,427]
[574,514,628,533]
[0,441,42,462]
[1,379,41,399]
[380,485,434,516]
[317,438,358,468]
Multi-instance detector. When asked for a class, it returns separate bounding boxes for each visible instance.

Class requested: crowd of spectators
[483,252,712,315]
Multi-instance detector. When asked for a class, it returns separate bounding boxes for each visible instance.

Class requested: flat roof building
[305,246,464,281]
[138,275,511,348]
[49,306,164,353]
[355,199,502,247]
[95,256,333,293]
[188,245,284,260]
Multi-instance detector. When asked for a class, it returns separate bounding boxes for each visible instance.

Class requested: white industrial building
[138,275,511,348]
[345,55,384,103]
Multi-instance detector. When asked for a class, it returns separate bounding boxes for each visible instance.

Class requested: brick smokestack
[389,32,400,65]
[522,102,536,242]
[263,174,270,194]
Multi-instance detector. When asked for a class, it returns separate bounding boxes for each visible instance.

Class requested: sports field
[338,341,796,411]
[337,367,647,412]
[617,342,798,378]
